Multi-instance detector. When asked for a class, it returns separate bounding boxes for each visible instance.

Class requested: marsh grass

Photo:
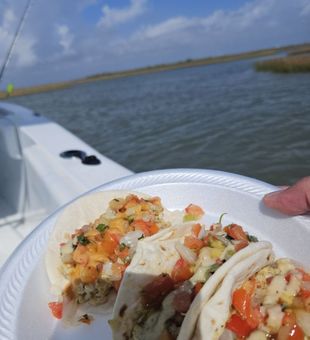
[255,56,310,73]
[1,43,310,98]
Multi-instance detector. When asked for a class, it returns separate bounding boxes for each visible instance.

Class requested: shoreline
[1,43,309,99]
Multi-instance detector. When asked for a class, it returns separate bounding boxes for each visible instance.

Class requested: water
[11,58,310,186]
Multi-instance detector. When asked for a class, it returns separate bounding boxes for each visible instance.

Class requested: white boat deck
[0,102,133,267]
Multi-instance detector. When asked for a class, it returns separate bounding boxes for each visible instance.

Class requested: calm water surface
[11,59,310,185]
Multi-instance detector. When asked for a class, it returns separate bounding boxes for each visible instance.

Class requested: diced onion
[60,241,74,264]
[197,226,206,239]
[102,262,122,281]
[176,241,197,264]
[246,330,268,340]
[120,231,143,250]
[219,329,234,340]
[210,232,230,246]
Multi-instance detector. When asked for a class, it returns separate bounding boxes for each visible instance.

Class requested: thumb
[263,177,310,215]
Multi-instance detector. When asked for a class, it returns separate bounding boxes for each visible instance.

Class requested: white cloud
[134,0,274,43]
[134,17,194,40]
[1,0,310,87]
[0,8,37,68]
[14,34,37,67]
[97,0,147,29]
[56,24,75,55]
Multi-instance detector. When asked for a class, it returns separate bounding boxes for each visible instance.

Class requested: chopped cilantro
[119,243,128,251]
[205,263,222,280]
[218,212,227,224]
[225,234,234,241]
[127,216,134,223]
[96,223,108,233]
[77,234,90,245]
[209,263,222,273]
[248,234,258,242]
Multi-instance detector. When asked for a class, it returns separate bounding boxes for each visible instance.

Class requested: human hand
[263,177,310,215]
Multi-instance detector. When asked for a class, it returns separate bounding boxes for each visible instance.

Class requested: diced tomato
[72,244,89,265]
[173,290,193,313]
[281,313,304,340]
[282,311,296,326]
[300,288,310,299]
[132,220,159,236]
[226,313,253,337]
[98,231,120,255]
[191,224,202,237]
[285,273,292,282]
[232,279,259,329]
[297,268,310,282]
[147,222,159,235]
[185,204,204,217]
[234,240,249,251]
[141,274,175,308]
[278,324,304,340]
[117,247,130,261]
[288,324,304,340]
[132,220,150,236]
[194,282,203,296]
[171,258,193,283]
[203,234,209,246]
[184,236,204,251]
[233,287,250,317]
[184,204,204,221]
[48,302,63,319]
[224,224,248,241]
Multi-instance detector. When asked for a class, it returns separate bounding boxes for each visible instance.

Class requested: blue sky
[0,0,309,87]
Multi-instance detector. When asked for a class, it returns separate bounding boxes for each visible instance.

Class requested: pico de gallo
[128,215,259,339]
[225,259,310,340]
[48,194,171,320]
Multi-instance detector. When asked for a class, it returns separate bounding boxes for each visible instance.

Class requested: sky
[0,0,309,88]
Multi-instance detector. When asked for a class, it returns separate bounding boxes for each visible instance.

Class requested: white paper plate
[0,169,309,340]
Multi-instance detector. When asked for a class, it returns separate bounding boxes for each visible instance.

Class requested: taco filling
[126,221,259,339]
[48,194,170,319]
[225,259,310,340]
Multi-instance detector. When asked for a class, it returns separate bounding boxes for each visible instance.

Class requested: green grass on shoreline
[1,43,309,99]
[255,55,310,73]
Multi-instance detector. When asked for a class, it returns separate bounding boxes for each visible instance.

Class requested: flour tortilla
[110,223,194,339]
[45,190,183,296]
[111,230,273,340]
[193,248,275,340]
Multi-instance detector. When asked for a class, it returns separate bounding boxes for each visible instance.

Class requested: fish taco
[110,218,273,340]
[45,190,184,324]
[194,257,310,339]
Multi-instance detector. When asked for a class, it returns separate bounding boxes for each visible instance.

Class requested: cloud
[134,0,274,43]
[56,24,75,55]
[0,7,37,68]
[1,0,309,87]
[97,0,147,29]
